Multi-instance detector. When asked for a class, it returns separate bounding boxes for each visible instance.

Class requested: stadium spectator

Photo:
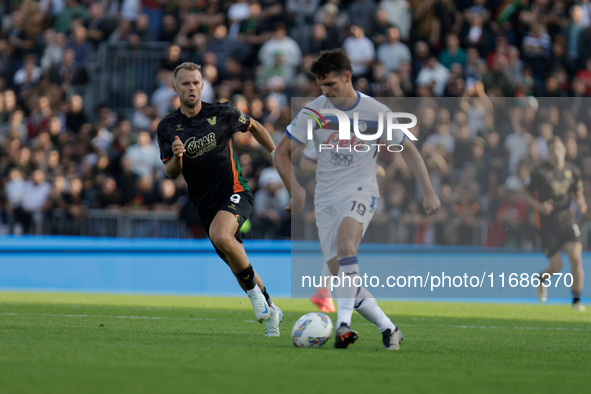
[505,108,535,176]
[21,169,52,234]
[348,0,378,32]
[252,167,290,239]
[124,131,161,178]
[13,55,42,94]
[522,22,552,84]
[416,56,450,96]
[64,94,88,135]
[86,2,118,49]
[49,48,89,92]
[6,10,36,66]
[314,1,348,44]
[377,26,412,74]
[3,167,27,234]
[285,0,321,55]
[206,25,250,74]
[439,33,466,70]
[158,14,180,43]
[379,0,412,42]
[151,70,177,118]
[131,90,154,133]
[343,25,375,81]
[53,0,89,34]
[40,30,67,71]
[307,23,338,56]
[141,0,164,40]
[66,25,94,67]
[258,24,302,81]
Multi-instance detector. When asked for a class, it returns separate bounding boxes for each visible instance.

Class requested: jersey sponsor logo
[207,116,217,125]
[550,179,571,196]
[230,194,241,204]
[330,152,353,167]
[185,132,217,158]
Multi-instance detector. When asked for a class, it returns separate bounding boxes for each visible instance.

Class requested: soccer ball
[291,312,333,348]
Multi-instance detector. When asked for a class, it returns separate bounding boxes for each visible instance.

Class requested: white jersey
[287,92,405,206]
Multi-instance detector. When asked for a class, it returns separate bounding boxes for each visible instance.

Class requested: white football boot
[265,304,284,337]
[249,292,270,322]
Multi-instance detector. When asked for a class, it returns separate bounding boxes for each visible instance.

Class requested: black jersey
[157,102,251,208]
[526,161,583,228]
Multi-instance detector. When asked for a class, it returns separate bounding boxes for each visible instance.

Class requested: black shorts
[198,190,254,259]
[539,220,582,257]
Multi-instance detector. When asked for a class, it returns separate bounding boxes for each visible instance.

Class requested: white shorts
[315,194,378,261]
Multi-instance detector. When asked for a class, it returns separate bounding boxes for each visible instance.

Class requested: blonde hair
[173,62,202,84]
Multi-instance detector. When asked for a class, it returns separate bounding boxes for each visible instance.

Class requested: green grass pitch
[1,292,590,394]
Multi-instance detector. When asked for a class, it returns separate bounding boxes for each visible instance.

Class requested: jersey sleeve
[225,102,251,134]
[302,140,317,162]
[382,109,406,146]
[156,120,173,163]
[285,109,309,145]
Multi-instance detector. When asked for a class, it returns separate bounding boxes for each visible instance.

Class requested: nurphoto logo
[304,107,418,153]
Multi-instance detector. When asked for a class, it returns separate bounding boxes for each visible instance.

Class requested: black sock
[262,287,271,305]
[573,297,580,304]
[235,265,256,290]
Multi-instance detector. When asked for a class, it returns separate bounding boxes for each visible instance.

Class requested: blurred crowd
[1,0,591,246]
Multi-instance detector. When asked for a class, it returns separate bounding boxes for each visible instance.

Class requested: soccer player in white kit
[275,49,441,349]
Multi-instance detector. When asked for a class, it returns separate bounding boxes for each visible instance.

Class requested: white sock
[335,255,359,327]
[246,286,262,298]
[354,287,396,332]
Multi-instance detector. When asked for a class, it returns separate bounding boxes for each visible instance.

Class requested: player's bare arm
[274,135,306,214]
[521,186,554,215]
[248,118,276,154]
[164,135,185,179]
[300,155,317,174]
[400,139,441,214]
[575,188,588,215]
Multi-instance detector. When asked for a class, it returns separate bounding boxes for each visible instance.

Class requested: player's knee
[569,256,583,270]
[549,259,562,272]
[210,231,234,253]
[336,239,356,257]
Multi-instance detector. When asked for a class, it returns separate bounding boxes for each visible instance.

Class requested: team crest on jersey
[185,132,217,158]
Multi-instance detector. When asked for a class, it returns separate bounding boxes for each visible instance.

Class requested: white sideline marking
[3,312,589,331]
[1,312,216,322]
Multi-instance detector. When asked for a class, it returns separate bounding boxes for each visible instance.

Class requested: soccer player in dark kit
[522,136,587,311]
[157,62,283,335]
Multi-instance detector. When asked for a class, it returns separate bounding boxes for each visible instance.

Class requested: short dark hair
[310,49,352,79]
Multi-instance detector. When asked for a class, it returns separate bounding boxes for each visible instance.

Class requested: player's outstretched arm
[164,136,185,179]
[400,139,441,214]
[274,135,306,214]
[575,189,588,215]
[248,119,276,155]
